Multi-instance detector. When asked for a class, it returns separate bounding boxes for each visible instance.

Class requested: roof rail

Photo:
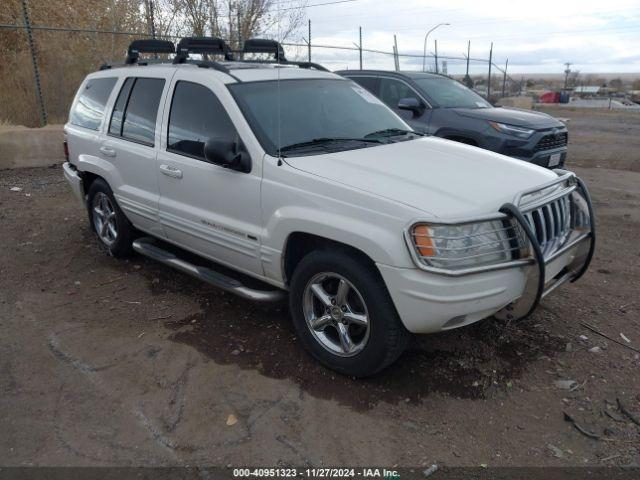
[243,38,286,61]
[174,36,234,63]
[125,39,175,65]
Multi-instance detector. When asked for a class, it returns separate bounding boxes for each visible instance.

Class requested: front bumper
[382,173,595,334]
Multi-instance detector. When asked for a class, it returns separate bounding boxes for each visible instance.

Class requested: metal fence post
[434,39,438,74]
[465,40,470,77]
[393,35,399,71]
[502,58,508,97]
[308,19,311,62]
[487,42,493,99]
[21,0,47,127]
[358,26,362,70]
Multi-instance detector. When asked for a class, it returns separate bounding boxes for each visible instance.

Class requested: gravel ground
[1,108,639,468]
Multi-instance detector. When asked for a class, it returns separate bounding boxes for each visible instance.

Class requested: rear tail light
[63,140,69,162]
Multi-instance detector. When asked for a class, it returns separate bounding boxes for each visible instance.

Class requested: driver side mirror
[204,138,251,173]
[398,97,425,117]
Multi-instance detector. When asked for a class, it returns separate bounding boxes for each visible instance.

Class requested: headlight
[489,121,535,139]
[408,220,524,271]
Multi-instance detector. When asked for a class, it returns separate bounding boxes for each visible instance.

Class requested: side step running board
[132,237,286,302]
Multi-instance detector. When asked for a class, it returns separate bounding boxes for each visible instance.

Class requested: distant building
[573,86,600,97]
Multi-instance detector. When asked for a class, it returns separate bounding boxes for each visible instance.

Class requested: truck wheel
[87,179,134,258]
[289,249,410,377]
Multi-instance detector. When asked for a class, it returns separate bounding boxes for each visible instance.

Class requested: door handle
[159,164,183,179]
[99,146,116,157]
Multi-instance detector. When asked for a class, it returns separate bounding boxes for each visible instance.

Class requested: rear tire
[289,249,410,377]
[87,179,134,258]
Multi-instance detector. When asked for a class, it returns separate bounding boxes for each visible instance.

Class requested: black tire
[289,249,411,377]
[87,178,134,258]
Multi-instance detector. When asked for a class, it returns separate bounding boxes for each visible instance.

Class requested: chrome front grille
[522,194,572,258]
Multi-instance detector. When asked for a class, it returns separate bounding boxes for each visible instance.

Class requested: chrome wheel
[302,273,370,357]
[92,192,118,246]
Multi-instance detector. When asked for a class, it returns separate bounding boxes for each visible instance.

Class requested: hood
[451,106,564,130]
[284,137,558,219]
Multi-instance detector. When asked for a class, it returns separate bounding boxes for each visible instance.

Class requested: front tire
[289,249,410,377]
[87,179,134,257]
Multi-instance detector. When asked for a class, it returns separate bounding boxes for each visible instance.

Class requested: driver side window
[379,78,420,109]
[167,81,237,161]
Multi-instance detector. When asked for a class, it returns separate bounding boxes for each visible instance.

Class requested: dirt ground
[1,108,639,469]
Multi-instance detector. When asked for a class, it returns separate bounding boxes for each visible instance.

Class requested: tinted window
[109,78,134,136]
[121,78,165,145]
[379,78,421,109]
[168,81,237,160]
[70,77,117,130]
[349,76,377,94]
[413,77,491,108]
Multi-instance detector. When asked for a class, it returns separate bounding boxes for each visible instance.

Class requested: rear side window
[70,77,117,130]
[349,76,378,94]
[108,77,165,145]
[167,81,237,160]
[109,78,134,137]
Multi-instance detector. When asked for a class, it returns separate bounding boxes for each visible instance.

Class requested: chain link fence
[1,21,522,128]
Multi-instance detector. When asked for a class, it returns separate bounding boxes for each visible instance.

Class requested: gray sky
[277,0,640,75]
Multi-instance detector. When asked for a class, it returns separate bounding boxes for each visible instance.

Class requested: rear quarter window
[69,77,117,130]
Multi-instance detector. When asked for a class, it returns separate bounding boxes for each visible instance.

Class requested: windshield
[414,77,491,109]
[229,78,413,157]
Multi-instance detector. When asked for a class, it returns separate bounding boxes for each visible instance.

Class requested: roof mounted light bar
[125,39,175,65]
[174,36,235,63]
[242,38,287,61]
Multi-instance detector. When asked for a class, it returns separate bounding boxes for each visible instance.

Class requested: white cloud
[277,0,640,73]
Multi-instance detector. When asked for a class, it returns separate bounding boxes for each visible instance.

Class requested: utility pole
[21,0,46,126]
[502,59,508,97]
[308,20,311,62]
[358,26,362,70]
[563,62,572,89]
[434,39,438,74]
[487,42,493,99]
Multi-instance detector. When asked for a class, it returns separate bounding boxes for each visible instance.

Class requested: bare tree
[156,0,308,49]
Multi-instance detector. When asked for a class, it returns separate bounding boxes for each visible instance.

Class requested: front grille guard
[494,176,596,321]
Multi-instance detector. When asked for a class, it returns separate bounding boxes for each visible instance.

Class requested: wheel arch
[282,232,380,286]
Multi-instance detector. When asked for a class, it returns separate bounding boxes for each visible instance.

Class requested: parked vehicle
[63,38,595,377]
[336,70,569,169]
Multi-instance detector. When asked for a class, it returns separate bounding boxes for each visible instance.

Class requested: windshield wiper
[279,137,382,154]
[364,128,424,139]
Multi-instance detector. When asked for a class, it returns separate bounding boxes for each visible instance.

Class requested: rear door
[156,71,263,276]
[378,76,432,133]
[101,73,171,236]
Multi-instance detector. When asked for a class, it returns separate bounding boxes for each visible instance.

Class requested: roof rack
[174,36,235,63]
[240,38,329,72]
[242,38,287,61]
[125,39,175,65]
[100,37,328,75]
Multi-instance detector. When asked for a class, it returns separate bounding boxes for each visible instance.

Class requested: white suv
[63,38,595,376]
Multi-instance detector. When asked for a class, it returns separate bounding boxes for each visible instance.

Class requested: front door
[156,73,263,276]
